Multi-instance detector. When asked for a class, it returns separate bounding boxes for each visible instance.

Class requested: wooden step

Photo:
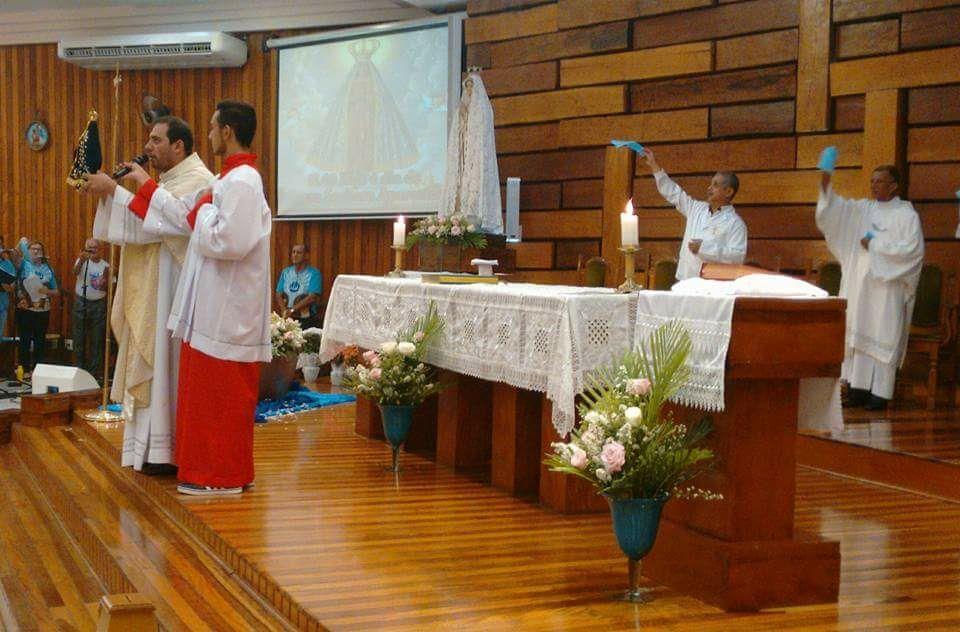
[11,423,298,631]
[0,445,103,631]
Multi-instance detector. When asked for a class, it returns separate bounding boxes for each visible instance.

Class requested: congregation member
[71,238,108,379]
[84,115,214,474]
[640,148,748,280]
[116,101,270,496]
[816,151,924,411]
[0,237,19,338]
[15,238,59,373]
[275,243,323,328]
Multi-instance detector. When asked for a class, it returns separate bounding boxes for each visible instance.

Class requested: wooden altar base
[6,396,960,629]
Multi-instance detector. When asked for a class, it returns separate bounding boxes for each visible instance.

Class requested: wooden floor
[62,395,960,631]
[825,406,960,464]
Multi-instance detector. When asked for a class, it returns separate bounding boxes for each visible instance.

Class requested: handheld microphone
[111,154,149,180]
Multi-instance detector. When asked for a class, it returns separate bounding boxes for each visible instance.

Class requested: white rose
[624,406,642,423]
[584,410,602,424]
[380,341,398,354]
[397,341,416,356]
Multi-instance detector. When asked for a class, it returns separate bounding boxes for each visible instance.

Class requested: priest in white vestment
[88,117,214,471]
[816,164,924,410]
[641,148,748,281]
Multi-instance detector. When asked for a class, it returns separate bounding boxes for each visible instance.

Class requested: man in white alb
[816,153,924,411]
[640,148,748,281]
[84,116,214,473]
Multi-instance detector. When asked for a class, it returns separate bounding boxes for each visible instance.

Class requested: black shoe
[843,387,870,408]
[140,463,178,476]
[864,395,888,411]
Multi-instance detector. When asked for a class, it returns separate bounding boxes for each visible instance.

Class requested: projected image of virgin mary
[312,39,419,174]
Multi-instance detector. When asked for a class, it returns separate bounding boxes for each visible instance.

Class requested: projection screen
[271,15,464,220]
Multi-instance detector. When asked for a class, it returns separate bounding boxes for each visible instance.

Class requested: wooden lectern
[640,296,845,611]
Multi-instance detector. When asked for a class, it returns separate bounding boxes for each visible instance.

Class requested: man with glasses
[816,159,925,411]
[71,238,109,379]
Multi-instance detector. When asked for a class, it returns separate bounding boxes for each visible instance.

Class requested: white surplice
[653,170,748,280]
[816,186,924,399]
[93,153,214,469]
[143,164,272,362]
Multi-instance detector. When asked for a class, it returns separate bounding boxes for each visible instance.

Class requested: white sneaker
[176,483,243,496]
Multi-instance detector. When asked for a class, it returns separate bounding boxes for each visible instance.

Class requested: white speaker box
[31,364,99,395]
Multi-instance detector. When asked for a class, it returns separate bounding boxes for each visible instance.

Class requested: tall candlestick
[620,199,639,247]
[393,216,406,248]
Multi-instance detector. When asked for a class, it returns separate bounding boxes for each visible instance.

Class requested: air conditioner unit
[58,32,247,70]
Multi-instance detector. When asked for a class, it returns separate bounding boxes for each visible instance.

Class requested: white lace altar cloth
[635,291,735,412]
[319,276,741,436]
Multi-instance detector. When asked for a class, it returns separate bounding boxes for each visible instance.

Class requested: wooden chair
[576,255,608,287]
[649,259,677,291]
[905,264,957,410]
[812,260,842,297]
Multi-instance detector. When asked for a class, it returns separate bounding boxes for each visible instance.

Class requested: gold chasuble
[111,153,214,407]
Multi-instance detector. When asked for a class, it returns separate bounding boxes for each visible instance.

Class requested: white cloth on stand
[635,291,735,411]
[439,72,503,233]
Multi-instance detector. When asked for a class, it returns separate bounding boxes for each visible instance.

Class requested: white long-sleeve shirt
[138,160,272,363]
[653,170,748,280]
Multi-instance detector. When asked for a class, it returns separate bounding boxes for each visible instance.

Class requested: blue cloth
[611,139,645,154]
[817,146,838,173]
[276,265,322,317]
[255,383,355,422]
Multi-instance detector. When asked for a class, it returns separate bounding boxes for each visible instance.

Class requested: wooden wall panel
[500,182,561,209]
[558,109,708,147]
[467,0,553,16]
[632,169,861,206]
[831,46,960,95]
[901,7,960,49]
[561,180,602,208]
[862,89,905,188]
[509,241,554,268]
[909,163,960,199]
[494,122,559,154]
[908,85,960,124]
[555,240,600,269]
[520,210,602,238]
[907,126,960,162]
[487,21,629,67]
[917,202,960,238]
[632,0,800,49]
[557,0,711,29]
[832,0,960,22]
[836,20,900,59]
[559,42,712,87]
[711,101,796,137]
[715,29,798,70]
[491,86,625,125]
[834,95,866,130]
[630,65,796,112]
[481,62,558,97]
[796,0,831,131]
[464,4,557,45]
[796,133,863,168]
[637,137,798,175]
[497,148,605,181]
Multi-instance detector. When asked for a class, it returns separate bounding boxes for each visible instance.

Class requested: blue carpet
[255,383,355,422]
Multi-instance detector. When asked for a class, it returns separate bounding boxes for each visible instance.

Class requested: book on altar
[420,272,500,285]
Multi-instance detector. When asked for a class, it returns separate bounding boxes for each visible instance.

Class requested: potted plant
[345,303,444,472]
[261,312,305,400]
[406,213,487,272]
[545,321,721,603]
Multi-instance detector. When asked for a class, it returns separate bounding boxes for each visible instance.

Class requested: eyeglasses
[84,248,98,253]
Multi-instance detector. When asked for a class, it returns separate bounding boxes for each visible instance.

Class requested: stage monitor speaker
[505,177,521,243]
[31,364,98,395]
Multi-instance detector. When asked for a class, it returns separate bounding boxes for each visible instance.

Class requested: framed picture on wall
[25,118,49,152]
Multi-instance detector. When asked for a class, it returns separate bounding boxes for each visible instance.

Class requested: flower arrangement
[405,213,487,249]
[301,327,324,355]
[545,321,721,501]
[334,344,363,368]
[345,303,445,406]
[270,312,305,359]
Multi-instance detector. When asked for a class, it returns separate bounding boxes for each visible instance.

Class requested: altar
[319,274,845,611]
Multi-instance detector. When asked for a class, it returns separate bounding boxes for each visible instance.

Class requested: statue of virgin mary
[439,71,503,234]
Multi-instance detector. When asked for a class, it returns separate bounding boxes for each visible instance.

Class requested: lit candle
[393,216,406,247]
[620,199,638,247]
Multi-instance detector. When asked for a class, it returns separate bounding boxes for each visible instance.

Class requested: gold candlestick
[387,246,405,278]
[617,246,642,293]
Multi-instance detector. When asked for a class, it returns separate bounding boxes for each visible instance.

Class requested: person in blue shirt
[15,238,59,372]
[274,243,323,329]
[0,236,19,340]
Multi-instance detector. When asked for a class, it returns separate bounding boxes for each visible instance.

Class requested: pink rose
[626,378,652,396]
[362,350,378,364]
[369,355,381,367]
[600,441,626,473]
[450,226,462,236]
[570,446,587,469]
[368,368,382,380]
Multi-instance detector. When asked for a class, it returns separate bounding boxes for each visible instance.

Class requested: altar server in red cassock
[119,101,271,495]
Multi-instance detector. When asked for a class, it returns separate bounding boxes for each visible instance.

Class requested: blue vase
[606,494,669,603]
[379,404,414,472]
